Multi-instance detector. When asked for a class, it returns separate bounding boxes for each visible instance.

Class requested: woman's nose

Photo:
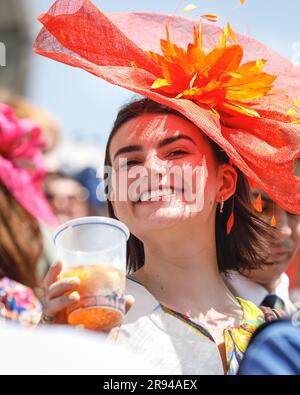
[279,224,292,239]
[143,152,168,185]
[53,195,70,210]
[276,211,292,239]
[144,152,167,173]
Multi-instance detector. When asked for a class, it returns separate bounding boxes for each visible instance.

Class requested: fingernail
[67,277,80,285]
[52,261,61,268]
[126,294,135,303]
[68,291,80,301]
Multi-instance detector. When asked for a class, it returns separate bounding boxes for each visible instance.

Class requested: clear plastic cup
[53,216,130,331]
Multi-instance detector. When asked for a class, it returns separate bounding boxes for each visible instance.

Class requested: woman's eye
[167,150,188,158]
[120,159,140,168]
[128,159,141,166]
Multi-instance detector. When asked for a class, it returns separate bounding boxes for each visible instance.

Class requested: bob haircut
[104,97,276,275]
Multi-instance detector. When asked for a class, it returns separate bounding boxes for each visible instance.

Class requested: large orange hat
[33,0,300,213]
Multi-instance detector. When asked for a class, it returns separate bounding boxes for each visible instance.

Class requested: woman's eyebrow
[158,135,196,148]
[113,135,195,161]
[113,144,143,161]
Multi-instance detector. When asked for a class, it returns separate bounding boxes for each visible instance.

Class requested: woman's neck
[133,221,238,316]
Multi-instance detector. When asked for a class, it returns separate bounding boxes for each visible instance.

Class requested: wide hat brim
[34,0,300,213]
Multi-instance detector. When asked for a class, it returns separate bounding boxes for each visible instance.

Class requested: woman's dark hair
[0,183,43,289]
[104,97,275,275]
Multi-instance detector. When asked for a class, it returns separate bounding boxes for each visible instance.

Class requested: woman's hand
[40,261,135,325]
[40,261,80,324]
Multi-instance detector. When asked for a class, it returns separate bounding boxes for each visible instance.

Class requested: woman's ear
[217,164,238,202]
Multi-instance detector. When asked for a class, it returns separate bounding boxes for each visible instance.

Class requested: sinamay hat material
[34,0,300,213]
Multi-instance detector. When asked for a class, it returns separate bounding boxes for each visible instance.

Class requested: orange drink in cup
[53,217,129,331]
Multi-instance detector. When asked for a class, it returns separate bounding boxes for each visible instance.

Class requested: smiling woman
[104,98,273,275]
[34,0,300,375]
[101,98,278,374]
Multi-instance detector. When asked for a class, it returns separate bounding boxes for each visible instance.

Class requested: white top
[111,277,224,375]
[224,272,296,315]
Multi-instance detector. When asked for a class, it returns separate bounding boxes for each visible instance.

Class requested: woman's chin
[131,200,200,230]
[133,197,202,217]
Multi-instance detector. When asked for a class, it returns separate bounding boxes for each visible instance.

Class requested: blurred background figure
[225,189,300,315]
[0,180,43,327]
[43,168,107,226]
[38,142,107,277]
[0,184,43,290]
[287,251,300,304]
[239,320,300,375]
[0,88,60,152]
[43,172,90,226]
[0,89,62,280]
[285,160,300,304]
[0,98,107,319]
[0,90,108,277]
[43,140,107,225]
[0,103,56,326]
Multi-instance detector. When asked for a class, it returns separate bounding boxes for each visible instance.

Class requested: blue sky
[25,0,300,149]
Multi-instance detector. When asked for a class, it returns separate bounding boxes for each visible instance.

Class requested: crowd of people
[1,0,300,375]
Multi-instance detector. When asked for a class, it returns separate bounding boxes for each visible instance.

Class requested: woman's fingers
[41,263,134,326]
[46,277,80,300]
[41,263,80,324]
[43,292,80,317]
[42,261,63,288]
[125,294,135,314]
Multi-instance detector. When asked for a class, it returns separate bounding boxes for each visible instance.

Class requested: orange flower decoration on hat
[147,23,276,119]
[33,0,300,214]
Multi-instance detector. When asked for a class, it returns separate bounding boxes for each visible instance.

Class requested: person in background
[0,103,56,326]
[43,167,107,226]
[238,319,300,375]
[43,172,90,225]
[0,88,60,153]
[225,189,300,315]
[74,167,108,216]
[286,160,300,303]
[0,88,62,281]
[287,250,300,303]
